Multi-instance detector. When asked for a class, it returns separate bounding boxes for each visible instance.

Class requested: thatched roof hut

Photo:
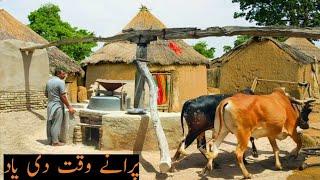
[0,9,84,76]
[284,37,320,98]
[209,37,319,98]
[285,37,320,61]
[211,37,314,67]
[83,6,209,112]
[82,7,207,66]
[0,9,84,104]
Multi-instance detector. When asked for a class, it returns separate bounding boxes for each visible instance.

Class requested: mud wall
[207,67,220,88]
[0,39,49,112]
[0,39,49,91]
[219,40,305,98]
[173,65,207,111]
[85,63,207,111]
[85,63,136,107]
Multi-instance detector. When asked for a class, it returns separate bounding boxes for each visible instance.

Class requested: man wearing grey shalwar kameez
[45,67,75,146]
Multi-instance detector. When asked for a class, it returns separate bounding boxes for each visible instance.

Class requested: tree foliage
[232,0,320,27]
[223,34,289,54]
[193,41,215,58]
[234,35,251,47]
[221,35,250,54]
[223,1,320,55]
[223,45,232,53]
[28,3,97,61]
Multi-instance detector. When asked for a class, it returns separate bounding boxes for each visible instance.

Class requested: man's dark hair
[54,66,67,76]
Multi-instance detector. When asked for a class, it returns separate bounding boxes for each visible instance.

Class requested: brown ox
[205,89,314,179]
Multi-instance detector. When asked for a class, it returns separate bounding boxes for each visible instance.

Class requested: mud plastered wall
[0,39,49,112]
[219,40,305,98]
[86,63,207,112]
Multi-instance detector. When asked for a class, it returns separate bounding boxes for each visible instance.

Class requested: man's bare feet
[51,142,65,146]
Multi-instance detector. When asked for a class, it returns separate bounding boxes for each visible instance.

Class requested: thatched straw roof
[285,37,320,62]
[210,37,315,67]
[123,6,166,31]
[0,30,15,39]
[0,9,84,76]
[83,6,208,66]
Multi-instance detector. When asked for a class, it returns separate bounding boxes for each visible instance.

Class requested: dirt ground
[0,110,319,180]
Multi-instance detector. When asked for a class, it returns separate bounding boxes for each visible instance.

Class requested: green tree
[221,35,250,54]
[232,0,320,27]
[28,3,97,61]
[193,41,215,58]
[223,45,232,53]
[226,34,289,54]
[234,35,251,47]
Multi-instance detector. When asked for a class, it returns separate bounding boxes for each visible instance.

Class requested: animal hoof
[244,158,249,165]
[169,167,177,173]
[276,165,283,170]
[288,154,298,160]
[252,151,259,158]
[206,163,213,171]
[200,167,207,176]
[299,163,308,170]
[243,173,252,179]
[213,162,221,169]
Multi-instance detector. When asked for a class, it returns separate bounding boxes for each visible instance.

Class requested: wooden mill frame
[250,77,313,99]
[20,26,320,172]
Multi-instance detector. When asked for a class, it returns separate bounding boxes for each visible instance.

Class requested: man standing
[45,67,75,146]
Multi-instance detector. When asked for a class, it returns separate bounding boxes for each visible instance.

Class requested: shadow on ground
[172,149,306,179]
[36,139,50,145]
[135,151,174,179]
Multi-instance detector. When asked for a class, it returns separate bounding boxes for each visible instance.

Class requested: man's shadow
[36,139,50,145]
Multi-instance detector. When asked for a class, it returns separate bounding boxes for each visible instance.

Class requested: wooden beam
[153,26,320,40]
[133,44,148,108]
[256,78,303,85]
[20,26,320,51]
[19,34,135,51]
[133,59,172,173]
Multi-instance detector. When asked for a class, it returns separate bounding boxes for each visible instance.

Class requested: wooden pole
[255,78,304,85]
[314,58,320,89]
[134,72,146,108]
[20,35,134,51]
[20,26,320,51]
[250,77,258,92]
[133,45,171,172]
[133,44,147,108]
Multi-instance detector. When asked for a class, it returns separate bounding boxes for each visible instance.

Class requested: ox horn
[288,96,304,105]
[288,96,316,105]
[304,98,316,104]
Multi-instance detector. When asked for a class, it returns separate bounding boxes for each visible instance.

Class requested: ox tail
[215,100,229,139]
[181,101,190,136]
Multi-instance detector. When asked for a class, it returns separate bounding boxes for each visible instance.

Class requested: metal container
[87,96,121,111]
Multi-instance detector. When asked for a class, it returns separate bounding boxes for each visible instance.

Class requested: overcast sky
[1,0,256,57]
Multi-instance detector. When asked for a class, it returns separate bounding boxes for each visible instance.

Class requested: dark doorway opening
[83,127,100,148]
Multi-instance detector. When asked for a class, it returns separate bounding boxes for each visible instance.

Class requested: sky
[0,0,257,57]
